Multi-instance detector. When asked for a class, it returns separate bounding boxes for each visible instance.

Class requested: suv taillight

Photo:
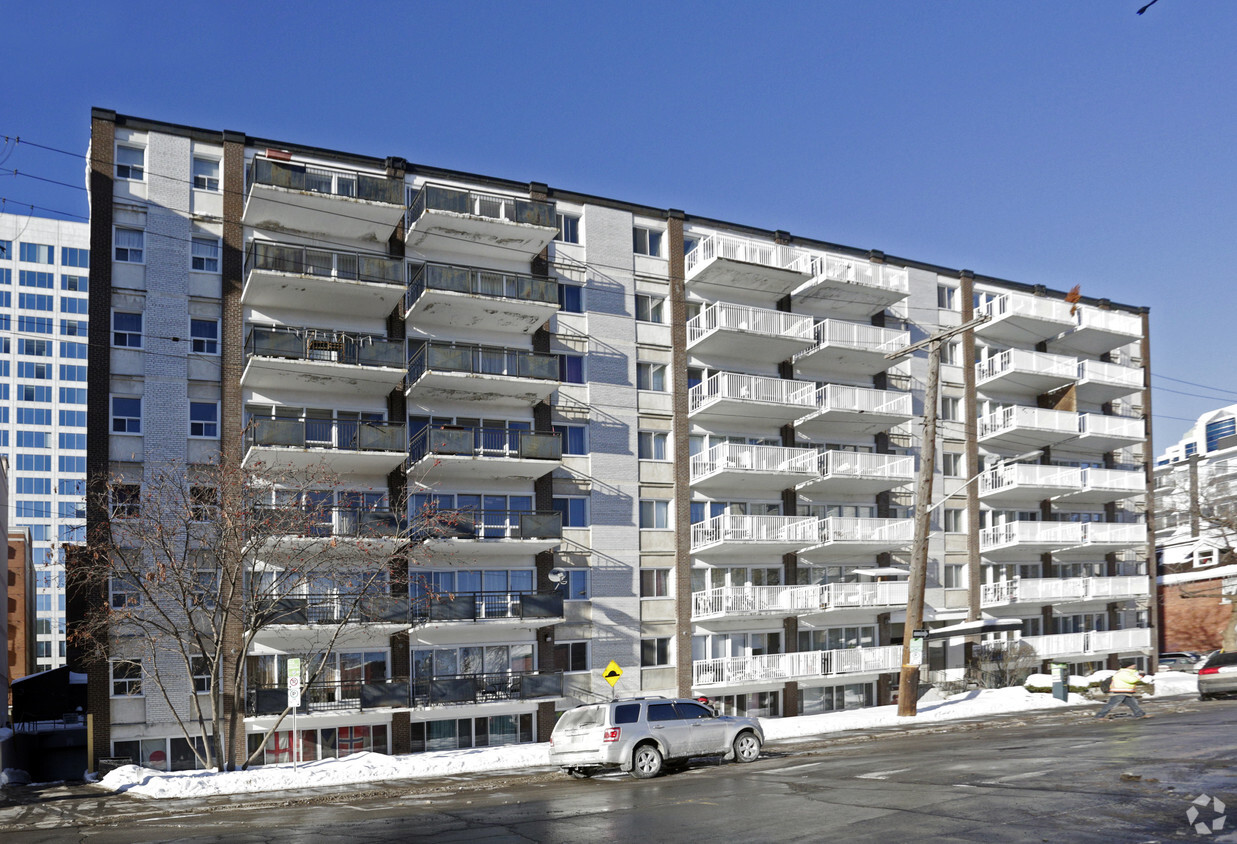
[1199,667,1220,675]
[603,727,621,742]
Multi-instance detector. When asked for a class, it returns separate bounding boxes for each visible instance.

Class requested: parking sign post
[287,658,302,770]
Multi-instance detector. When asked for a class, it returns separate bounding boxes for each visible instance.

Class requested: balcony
[243,157,405,244]
[978,464,1082,506]
[791,320,910,379]
[801,517,914,561]
[692,585,825,622]
[418,507,562,558]
[1075,360,1143,404]
[251,592,411,629]
[405,183,556,261]
[404,262,559,334]
[243,241,406,319]
[683,233,816,299]
[976,350,1077,396]
[411,590,564,629]
[793,256,909,319]
[978,406,1079,449]
[688,372,818,427]
[1053,522,1146,558]
[979,521,1084,560]
[794,385,913,439]
[405,341,559,409]
[1053,467,1145,506]
[690,514,819,559]
[245,670,563,715]
[689,443,819,494]
[241,326,405,397]
[981,576,1149,608]
[796,451,914,499]
[1050,306,1143,357]
[818,580,909,610]
[407,425,561,483]
[686,302,815,362]
[1075,413,1145,452]
[974,292,1076,346]
[692,645,901,689]
[255,504,407,559]
[1017,627,1152,661]
[243,418,406,474]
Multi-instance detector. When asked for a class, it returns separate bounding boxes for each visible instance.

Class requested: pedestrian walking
[1095,661,1152,720]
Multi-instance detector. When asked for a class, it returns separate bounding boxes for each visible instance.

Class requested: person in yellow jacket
[1095,661,1151,719]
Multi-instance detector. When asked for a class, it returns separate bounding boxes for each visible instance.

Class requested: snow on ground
[97,672,1197,800]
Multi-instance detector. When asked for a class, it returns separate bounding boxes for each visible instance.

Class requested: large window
[190,318,219,354]
[552,496,589,528]
[638,430,668,460]
[639,499,670,529]
[636,362,666,391]
[111,659,143,696]
[191,236,220,272]
[19,242,54,264]
[114,228,144,263]
[553,641,589,672]
[555,213,580,244]
[633,227,663,257]
[640,569,670,598]
[636,294,665,323]
[115,145,145,180]
[111,397,142,434]
[641,637,670,667]
[113,311,143,347]
[552,424,587,455]
[192,157,220,191]
[189,402,219,438]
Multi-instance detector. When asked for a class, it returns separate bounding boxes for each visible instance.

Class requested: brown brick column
[666,210,693,697]
[1139,308,1158,673]
[876,612,893,705]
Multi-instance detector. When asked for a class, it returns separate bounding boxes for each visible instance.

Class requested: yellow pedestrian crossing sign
[603,660,623,687]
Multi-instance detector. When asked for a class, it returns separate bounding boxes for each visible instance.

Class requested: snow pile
[1,768,31,787]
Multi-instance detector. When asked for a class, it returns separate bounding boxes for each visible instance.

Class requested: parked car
[549,696,764,779]
[1198,651,1237,699]
[1158,652,1203,673]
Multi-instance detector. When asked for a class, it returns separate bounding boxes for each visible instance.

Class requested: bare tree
[966,639,1040,689]
[70,457,423,770]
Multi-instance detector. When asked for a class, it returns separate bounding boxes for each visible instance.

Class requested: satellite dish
[548,567,568,584]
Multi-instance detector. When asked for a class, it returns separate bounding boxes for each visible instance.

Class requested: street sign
[603,660,623,688]
[913,628,930,639]
[909,638,924,665]
[287,658,302,707]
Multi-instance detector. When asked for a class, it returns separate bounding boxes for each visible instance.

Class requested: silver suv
[549,697,764,778]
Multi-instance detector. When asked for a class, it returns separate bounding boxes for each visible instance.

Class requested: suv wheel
[631,744,664,779]
[732,732,761,763]
[567,767,594,779]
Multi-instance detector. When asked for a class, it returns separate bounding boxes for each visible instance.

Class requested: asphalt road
[3,696,1236,843]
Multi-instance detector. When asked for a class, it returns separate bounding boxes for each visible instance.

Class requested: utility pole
[888,314,989,717]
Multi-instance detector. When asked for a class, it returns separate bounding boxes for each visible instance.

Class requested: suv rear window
[559,706,605,729]
[1206,652,1237,667]
[614,704,641,724]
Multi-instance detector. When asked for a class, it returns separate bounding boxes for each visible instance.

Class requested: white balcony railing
[979,406,1078,440]
[689,372,817,414]
[806,320,909,354]
[814,255,909,294]
[1078,414,1143,438]
[1078,468,1145,495]
[976,349,1077,382]
[980,292,1075,324]
[1074,307,1142,337]
[982,576,1149,606]
[684,233,815,277]
[980,521,1083,549]
[1078,359,1143,389]
[820,581,909,608]
[815,516,914,545]
[814,384,914,416]
[816,450,915,482]
[979,464,1082,496]
[690,514,819,550]
[692,585,824,620]
[692,645,902,687]
[690,443,817,481]
[1015,628,1151,660]
[1078,522,1145,545]
[687,302,815,346]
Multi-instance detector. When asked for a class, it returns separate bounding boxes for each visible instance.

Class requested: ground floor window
[113,736,207,771]
[247,724,388,766]
[711,692,779,719]
[409,712,534,753]
[799,682,875,716]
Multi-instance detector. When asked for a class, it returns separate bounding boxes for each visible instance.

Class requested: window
[940,396,961,421]
[189,402,219,438]
[553,424,587,455]
[942,453,963,477]
[0,240,10,259]
[636,362,666,392]
[20,270,54,288]
[190,318,219,354]
[114,227,144,262]
[110,574,141,609]
[58,432,86,450]
[60,341,88,360]
[61,274,88,292]
[111,659,143,696]
[635,294,665,323]
[563,569,590,600]
[112,396,142,434]
[192,157,220,191]
[18,338,49,356]
[558,354,584,384]
[633,227,663,257]
[18,316,52,333]
[62,319,87,336]
[943,508,964,533]
[61,387,87,404]
[941,340,960,366]
[552,496,589,528]
[19,242,54,264]
[554,641,589,672]
[18,386,51,404]
[640,569,670,598]
[937,285,957,310]
[17,477,51,495]
[943,564,965,589]
[191,657,213,694]
[60,456,86,473]
[116,145,145,180]
[555,212,580,244]
[17,454,51,471]
[639,499,670,529]
[61,247,89,268]
[60,364,88,382]
[641,637,670,667]
[558,283,583,313]
[191,236,220,272]
[60,409,86,427]
[113,311,142,347]
[19,293,53,311]
[638,431,668,460]
[18,361,51,379]
[112,484,141,517]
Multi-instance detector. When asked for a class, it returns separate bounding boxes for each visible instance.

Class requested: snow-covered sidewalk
[96,672,1198,800]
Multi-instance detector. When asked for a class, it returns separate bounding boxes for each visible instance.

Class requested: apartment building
[80,109,1154,770]
[0,213,90,671]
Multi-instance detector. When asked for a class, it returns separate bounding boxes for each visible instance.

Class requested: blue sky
[3,0,1233,450]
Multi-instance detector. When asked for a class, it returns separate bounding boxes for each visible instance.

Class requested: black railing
[407,341,558,384]
[245,241,404,286]
[245,326,405,369]
[408,183,554,228]
[247,418,406,454]
[250,593,411,626]
[411,590,564,625]
[252,504,406,538]
[417,507,562,541]
[247,157,404,205]
[405,262,558,312]
[407,425,560,466]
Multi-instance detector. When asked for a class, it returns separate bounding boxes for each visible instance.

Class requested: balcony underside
[1073,427,1145,453]
[799,540,909,562]
[243,445,406,475]
[792,277,906,320]
[243,184,405,244]
[794,406,911,439]
[977,368,1076,396]
[405,288,558,335]
[405,210,557,262]
[980,483,1081,507]
[1052,539,1145,560]
[241,357,405,398]
[243,269,406,320]
[405,371,559,409]
[792,344,894,379]
[1053,485,1143,506]
[980,541,1072,562]
[685,257,811,300]
[691,539,812,561]
[691,466,819,495]
[420,536,561,560]
[1050,324,1142,357]
[1074,378,1142,405]
[975,313,1075,346]
[979,424,1079,450]
[407,454,559,483]
[687,326,813,364]
[796,473,910,498]
[690,397,815,428]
